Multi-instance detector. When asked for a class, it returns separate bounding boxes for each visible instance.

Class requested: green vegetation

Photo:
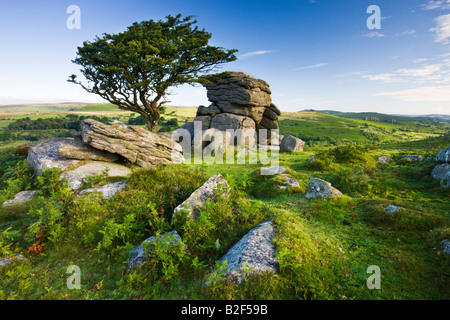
[0,109,448,300]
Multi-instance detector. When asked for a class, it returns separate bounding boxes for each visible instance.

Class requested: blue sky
[0,0,449,115]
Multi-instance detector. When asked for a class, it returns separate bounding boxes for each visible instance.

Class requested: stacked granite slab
[178,72,280,149]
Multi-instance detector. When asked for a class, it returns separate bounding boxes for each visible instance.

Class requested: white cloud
[430,14,450,43]
[398,29,416,36]
[422,0,450,10]
[375,85,450,102]
[238,50,275,59]
[364,32,385,38]
[363,73,399,83]
[413,58,429,63]
[294,63,329,70]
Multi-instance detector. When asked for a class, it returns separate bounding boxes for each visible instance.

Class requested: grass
[0,108,448,300]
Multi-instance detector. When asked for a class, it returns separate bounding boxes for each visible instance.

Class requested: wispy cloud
[238,50,275,59]
[364,31,385,38]
[294,63,329,71]
[422,0,450,10]
[397,29,416,36]
[363,58,450,84]
[430,14,450,44]
[375,85,450,102]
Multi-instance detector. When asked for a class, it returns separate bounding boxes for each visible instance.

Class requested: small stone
[385,205,403,214]
[2,191,36,208]
[305,178,343,199]
[377,156,391,164]
[260,166,286,176]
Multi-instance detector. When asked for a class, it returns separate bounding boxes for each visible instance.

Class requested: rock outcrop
[78,181,127,199]
[2,191,36,208]
[435,145,450,163]
[172,174,230,220]
[212,221,279,284]
[305,178,343,199]
[177,72,281,151]
[81,119,184,167]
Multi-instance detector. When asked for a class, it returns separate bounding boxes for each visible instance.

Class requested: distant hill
[300,110,450,124]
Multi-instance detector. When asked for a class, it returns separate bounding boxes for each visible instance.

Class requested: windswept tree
[68,14,237,132]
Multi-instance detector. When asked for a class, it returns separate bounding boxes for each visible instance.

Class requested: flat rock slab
[215,221,279,284]
[2,190,36,208]
[305,178,343,199]
[60,162,131,191]
[260,166,286,176]
[81,119,184,167]
[172,174,230,220]
[128,231,183,270]
[28,138,80,176]
[58,138,118,162]
[78,181,127,199]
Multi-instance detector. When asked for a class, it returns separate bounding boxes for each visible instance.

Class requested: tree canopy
[69,14,237,132]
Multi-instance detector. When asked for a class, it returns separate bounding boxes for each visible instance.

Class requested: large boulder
[58,138,118,162]
[212,221,279,284]
[28,138,80,176]
[172,174,230,220]
[60,162,131,191]
[435,145,450,163]
[305,178,343,199]
[81,119,184,167]
[431,163,450,188]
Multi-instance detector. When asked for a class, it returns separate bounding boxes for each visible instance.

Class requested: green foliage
[142,232,187,281]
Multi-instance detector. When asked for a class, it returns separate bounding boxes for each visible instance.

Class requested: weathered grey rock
[258,116,279,130]
[435,145,450,163]
[128,231,183,269]
[260,166,286,176]
[202,72,272,108]
[442,239,450,254]
[193,115,212,130]
[305,178,343,199]
[58,138,118,162]
[196,104,221,117]
[60,162,131,191]
[78,181,127,199]
[280,135,305,153]
[173,174,230,220]
[402,154,424,163]
[28,138,80,176]
[277,175,300,190]
[214,221,279,284]
[81,119,184,167]
[385,205,403,214]
[431,163,450,188]
[2,191,36,208]
[0,254,25,267]
[263,104,281,121]
[210,113,256,131]
[377,156,392,164]
[215,102,266,123]
[175,121,195,144]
